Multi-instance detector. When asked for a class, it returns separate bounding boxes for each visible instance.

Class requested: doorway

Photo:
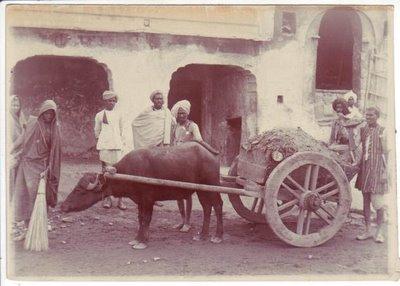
[314,8,362,122]
[11,55,111,157]
[168,64,257,166]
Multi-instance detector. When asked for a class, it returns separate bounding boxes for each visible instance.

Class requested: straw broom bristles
[24,177,49,251]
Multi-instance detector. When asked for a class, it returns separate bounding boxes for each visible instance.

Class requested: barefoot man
[171,100,203,232]
[355,107,388,243]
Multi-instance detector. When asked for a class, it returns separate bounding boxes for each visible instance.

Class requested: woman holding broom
[12,99,61,245]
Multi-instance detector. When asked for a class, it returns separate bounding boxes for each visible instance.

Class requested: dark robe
[14,100,61,222]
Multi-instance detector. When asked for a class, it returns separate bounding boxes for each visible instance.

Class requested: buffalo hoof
[117,201,127,210]
[132,242,148,250]
[180,224,191,233]
[128,239,140,246]
[192,232,207,241]
[173,223,184,230]
[210,236,223,244]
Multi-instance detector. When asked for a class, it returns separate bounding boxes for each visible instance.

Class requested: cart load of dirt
[237,127,358,183]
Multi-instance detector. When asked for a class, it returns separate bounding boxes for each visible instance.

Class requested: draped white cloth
[131,106,174,149]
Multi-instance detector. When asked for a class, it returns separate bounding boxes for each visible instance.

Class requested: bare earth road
[8,159,389,280]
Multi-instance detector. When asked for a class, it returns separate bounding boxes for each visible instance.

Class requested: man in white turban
[170,99,203,232]
[94,90,127,210]
[131,90,174,149]
[171,100,202,145]
[343,90,362,119]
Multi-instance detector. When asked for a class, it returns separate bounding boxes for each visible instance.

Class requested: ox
[61,141,223,249]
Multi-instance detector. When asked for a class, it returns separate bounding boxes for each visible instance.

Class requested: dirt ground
[8,159,389,280]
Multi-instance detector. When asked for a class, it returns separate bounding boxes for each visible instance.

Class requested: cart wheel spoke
[313,209,332,225]
[310,165,320,191]
[296,209,306,234]
[280,206,298,219]
[250,198,259,212]
[281,182,301,199]
[304,211,312,235]
[319,203,336,219]
[315,181,336,193]
[320,188,339,200]
[257,199,265,214]
[286,175,307,193]
[278,199,299,212]
[303,165,312,190]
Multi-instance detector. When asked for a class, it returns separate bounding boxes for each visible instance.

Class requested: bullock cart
[105,128,359,248]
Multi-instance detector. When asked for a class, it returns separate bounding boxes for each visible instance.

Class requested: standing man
[170,100,203,232]
[131,90,174,149]
[12,99,61,240]
[355,107,388,243]
[94,90,127,210]
[131,90,175,207]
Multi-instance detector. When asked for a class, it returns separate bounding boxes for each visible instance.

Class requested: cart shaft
[104,173,262,198]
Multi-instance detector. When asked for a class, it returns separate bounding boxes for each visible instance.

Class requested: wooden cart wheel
[264,151,351,247]
[228,157,267,224]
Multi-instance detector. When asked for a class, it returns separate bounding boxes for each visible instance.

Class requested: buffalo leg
[194,192,212,240]
[135,203,146,243]
[131,201,153,250]
[184,196,192,227]
[174,199,185,230]
[211,194,223,243]
[127,197,141,246]
[141,201,154,242]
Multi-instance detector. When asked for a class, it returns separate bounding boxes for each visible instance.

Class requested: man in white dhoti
[94,90,127,210]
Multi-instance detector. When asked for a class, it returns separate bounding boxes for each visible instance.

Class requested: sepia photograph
[2,1,398,282]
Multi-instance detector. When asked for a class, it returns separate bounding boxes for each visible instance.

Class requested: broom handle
[37,177,47,194]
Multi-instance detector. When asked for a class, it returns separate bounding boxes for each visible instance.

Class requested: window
[281,12,296,35]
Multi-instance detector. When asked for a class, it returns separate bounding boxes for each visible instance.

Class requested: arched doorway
[11,55,111,157]
[168,64,257,166]
[314,8,362,122]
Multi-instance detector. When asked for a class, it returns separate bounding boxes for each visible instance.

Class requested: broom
[24,176,49,251]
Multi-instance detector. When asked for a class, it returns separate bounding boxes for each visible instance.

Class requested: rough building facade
[6,5,393,166]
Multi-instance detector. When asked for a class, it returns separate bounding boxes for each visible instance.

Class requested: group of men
[94,89,202,232]
[329,91,388,243]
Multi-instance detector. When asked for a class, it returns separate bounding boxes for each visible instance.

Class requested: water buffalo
[61,141,223,249]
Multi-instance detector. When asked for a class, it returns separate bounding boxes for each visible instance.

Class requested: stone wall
[6,6,390,157]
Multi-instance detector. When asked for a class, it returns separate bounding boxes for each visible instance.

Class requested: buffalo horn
[86,175,99,191]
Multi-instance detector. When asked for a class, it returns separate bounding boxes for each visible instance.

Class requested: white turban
[171,100,191,118]
[149,90,163,102]
[102,90,118,100]
[343,90,357,102]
